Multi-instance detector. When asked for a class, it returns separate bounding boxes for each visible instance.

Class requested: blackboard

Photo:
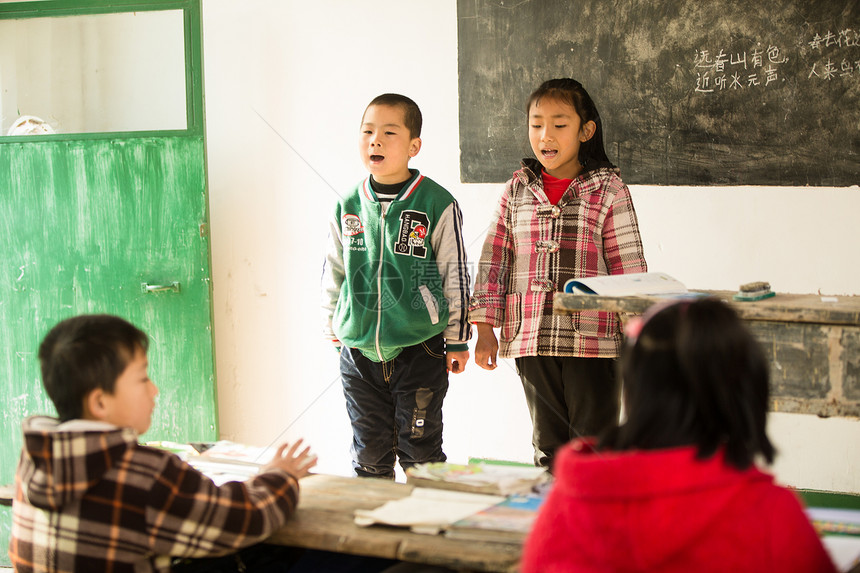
[457,0,860,186]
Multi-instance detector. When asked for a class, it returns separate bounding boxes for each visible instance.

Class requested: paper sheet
[354,488,505,534]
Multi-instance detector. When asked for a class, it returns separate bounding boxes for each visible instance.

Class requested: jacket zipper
[375,205,385,361]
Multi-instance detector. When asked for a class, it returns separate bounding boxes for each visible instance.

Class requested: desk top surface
[267,474,522,573]
[554,291,860,325]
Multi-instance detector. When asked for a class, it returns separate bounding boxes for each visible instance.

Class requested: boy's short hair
[364,93,423,139]
[39,314,149,421]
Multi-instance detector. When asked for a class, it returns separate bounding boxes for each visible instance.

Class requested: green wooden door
[0,1,216,564]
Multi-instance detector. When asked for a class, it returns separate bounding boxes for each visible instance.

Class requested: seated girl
[521,297,836,573]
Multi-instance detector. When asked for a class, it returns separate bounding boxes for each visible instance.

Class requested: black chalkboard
[457,0,860,186]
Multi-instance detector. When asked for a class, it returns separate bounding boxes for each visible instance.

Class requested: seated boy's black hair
[599,298,775,470]
[527,78,615,172]
[38,314,149,421]
[365,93,422,139]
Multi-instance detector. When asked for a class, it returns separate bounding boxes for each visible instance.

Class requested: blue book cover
[445,493,546,540]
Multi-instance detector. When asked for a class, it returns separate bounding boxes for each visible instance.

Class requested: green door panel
[0,138,219,553]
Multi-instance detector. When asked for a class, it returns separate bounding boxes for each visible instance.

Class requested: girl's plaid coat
[470,159,647,359]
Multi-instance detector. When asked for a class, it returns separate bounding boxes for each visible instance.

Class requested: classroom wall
[200,0,860,491]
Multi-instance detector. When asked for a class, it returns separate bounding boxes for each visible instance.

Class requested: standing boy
[322,94,471,479]
[9,314,317,572]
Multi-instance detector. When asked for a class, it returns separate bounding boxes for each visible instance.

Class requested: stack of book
[800,491,860,571]
[405,461,550,496]
[354,462,549,541]
[444,492,545,542]
[396,461,550,542]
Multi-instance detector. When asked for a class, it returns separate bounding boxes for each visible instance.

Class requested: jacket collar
[362,169,424,203]
[514,158,620,201]
[515,158,543,187]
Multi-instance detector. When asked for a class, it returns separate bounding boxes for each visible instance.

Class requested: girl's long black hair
[527,78,615,172]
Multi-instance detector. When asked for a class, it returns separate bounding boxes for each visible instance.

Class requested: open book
[564,271,689,297]
[145,440,268,485]
[183,441,274,485]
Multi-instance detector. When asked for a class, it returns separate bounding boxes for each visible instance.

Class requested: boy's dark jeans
[340,333,449,479]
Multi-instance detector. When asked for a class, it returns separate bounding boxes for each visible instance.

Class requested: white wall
[201,0,860,491]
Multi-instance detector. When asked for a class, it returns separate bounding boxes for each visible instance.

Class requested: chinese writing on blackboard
[693,27,860,94]
[807,28,860,81]
[694,44,787,93]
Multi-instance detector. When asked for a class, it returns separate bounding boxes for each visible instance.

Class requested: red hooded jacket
[521,438,836,573]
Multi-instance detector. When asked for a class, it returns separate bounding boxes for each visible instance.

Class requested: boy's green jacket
[322,171,471,362]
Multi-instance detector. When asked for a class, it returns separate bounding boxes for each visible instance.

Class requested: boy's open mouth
[370,154,384,162]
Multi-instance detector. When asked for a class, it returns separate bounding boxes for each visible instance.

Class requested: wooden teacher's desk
[267,474,522,572]
[554,291,860,418]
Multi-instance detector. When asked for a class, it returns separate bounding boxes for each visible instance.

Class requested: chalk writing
[694,44,787,93]
[807,28,860,81]
[695,27,860,93]
[808,29,859,49]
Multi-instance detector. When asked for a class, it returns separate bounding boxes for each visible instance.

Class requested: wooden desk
[267,474,522,572]
[553,291,860,418]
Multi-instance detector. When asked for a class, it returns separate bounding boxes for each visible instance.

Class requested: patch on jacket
[394,210,430,258]
[342,214,364,236]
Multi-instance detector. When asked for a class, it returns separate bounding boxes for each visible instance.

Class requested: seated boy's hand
[447,350,469,374]
[263,439,317,479]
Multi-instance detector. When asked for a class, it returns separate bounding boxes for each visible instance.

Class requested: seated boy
[9,314,317,573]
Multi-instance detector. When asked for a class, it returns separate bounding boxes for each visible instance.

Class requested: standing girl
[470,78,647,469]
